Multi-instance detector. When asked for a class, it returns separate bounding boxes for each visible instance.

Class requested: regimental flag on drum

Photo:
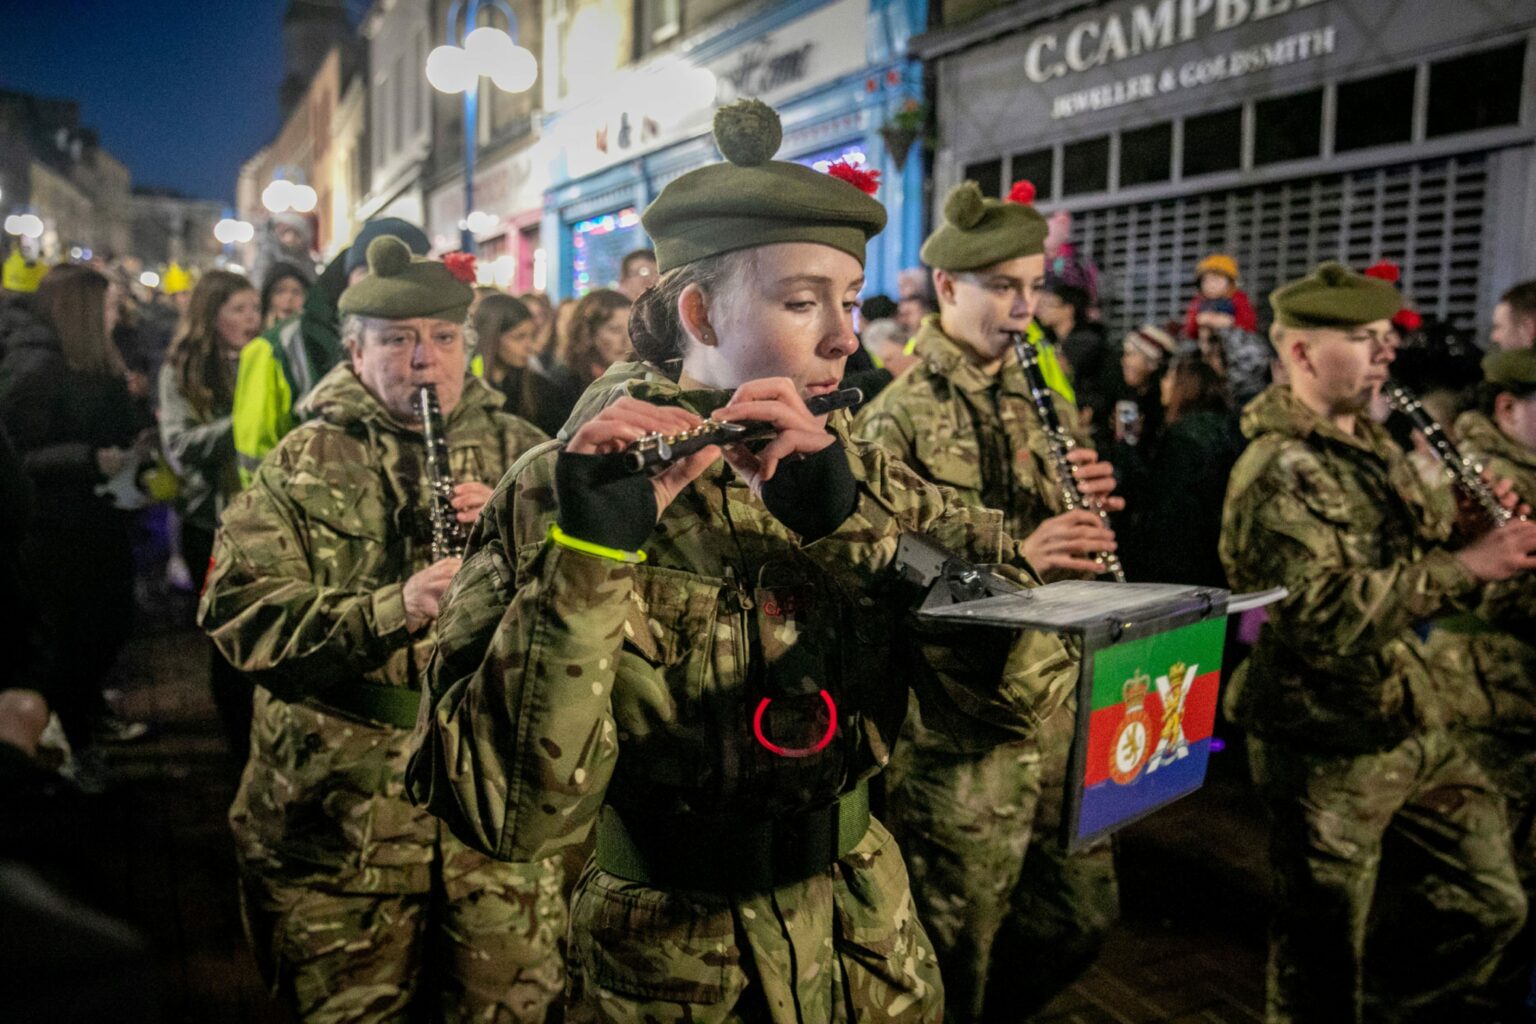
[1070,616,1226,845]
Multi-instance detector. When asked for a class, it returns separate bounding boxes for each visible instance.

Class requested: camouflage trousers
[1247,728,1527,1024]
[885,702,1119,1022]
[1457,728,1536,1017]
[563,817,943,1023]
[239,842,566,1023]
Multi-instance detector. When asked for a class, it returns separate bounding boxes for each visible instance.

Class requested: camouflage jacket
[407,360,1078,865]
[1219,384,1477,751]
[854,315,1085,542]
[199,363,547,888]
[1425,411,1536,737]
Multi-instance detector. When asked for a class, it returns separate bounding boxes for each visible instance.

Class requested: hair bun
[943,182,987,230]
[712,99,782,167]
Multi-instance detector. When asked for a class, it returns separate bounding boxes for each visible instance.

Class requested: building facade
[359,0,435,228]
[537,0,929,299]
[915,0,1536,339]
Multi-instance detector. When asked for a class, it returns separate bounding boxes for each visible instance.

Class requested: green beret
[338,236,474,323]
[919,180,1049,272]
[1482,347,1536,393]
[641,99,888,273]
[1270,261,1401,330]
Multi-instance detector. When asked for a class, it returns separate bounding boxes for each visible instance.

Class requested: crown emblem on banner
[1123,670,1150,710]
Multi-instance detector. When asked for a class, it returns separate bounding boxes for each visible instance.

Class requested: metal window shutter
[1071,153,1490,339]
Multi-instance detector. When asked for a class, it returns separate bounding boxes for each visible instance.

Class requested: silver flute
[1381,380,1520,527]
[1009,331,1128,582]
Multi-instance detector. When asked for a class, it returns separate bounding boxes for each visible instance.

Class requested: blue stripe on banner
[1075,738,1213,842]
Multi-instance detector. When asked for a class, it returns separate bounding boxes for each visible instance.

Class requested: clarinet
[1381,380,1518,527]
[1009,331,1128,582]
[415,384,469,560]
[622,387,864,473]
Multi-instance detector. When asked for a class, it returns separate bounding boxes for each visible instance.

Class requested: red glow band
[752,690,837,758]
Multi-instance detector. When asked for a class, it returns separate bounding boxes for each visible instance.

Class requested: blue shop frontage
[540,0,929,300]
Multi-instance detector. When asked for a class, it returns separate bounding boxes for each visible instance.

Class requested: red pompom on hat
[826,160,880,195]
[1007,180,1037,205]
[1364,260,1400,284]
[443,252,478,284]
[1393,308,1422,332]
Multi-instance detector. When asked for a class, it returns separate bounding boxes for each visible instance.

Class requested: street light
[4,213,44,239]
[262,174,317,215]
[215,218,255,245]
[427,0,537,252]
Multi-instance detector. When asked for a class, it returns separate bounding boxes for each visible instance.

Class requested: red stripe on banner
[1083,704,1125,787]
[1081,670,1219,788]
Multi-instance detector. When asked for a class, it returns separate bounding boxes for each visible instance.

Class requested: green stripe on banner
[1090,617,1226,711]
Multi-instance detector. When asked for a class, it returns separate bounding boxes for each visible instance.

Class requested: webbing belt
[595,780,871,894]
[315,680,421,729]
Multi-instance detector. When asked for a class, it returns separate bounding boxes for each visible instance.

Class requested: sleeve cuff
[1419,547,1481,608]
[372,581,410,639]
[542,540,640,600]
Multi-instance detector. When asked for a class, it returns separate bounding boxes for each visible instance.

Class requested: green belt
[595,780,871,894]
[315,680,421,729]
[1436,613,1498,636]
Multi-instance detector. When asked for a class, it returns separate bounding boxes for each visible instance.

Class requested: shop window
[1182,107,1242,177]
[634,0,750,57]
[571,207,645,295]
[1061,136,1110,196]
[1254,89,1323,166]
[1336,69,1415,153]
[1009,148,1054,199]
[964,158,1003,198]
[1119,122,1172,187]
[1427,41,1526,139]
[634,0,680,56]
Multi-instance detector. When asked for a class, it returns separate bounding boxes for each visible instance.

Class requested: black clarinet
[416,384,468,560]
[1381,380,1519,527]
[1009,331,1127,582]
[622,387,863,473]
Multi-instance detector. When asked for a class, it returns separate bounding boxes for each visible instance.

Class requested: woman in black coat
[0,266,148,748]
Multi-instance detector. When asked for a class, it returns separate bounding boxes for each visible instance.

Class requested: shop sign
[944,0,1531,138]
[555,0,866,178]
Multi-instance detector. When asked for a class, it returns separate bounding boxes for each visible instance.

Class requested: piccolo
[1009,331,1128,582]
[622,387,863,473]
[1381,380,1522,527]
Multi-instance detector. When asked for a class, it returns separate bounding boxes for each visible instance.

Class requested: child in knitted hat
[1183,253,1257,338]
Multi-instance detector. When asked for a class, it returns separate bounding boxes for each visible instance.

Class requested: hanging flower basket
[879,99,927,171]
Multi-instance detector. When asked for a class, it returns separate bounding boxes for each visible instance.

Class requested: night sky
[0,1,303,203]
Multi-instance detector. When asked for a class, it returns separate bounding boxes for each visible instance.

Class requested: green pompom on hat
[641,99,888,272]
[1270,261,1402,330]
[919,179,1049,272]
[1482,346,1536,392]
[337,235,475,323]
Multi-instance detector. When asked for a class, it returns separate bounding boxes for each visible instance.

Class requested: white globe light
[464,27,516,77]
[489,45,538,93]
[426,45,474,94]
[140,271,161,288]
[214,219,234,244]
[3,215,21,236]
[290,185,318,213]
[235,220,256,243]
[20,214,43,239]
[262,179,296,212]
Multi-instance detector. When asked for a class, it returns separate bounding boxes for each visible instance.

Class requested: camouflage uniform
[854,315,1119,1020]
[407,361,1081,1023]
[200,364,563,1023]
[1425,409,1536,1010]
[1219,384,1527,1023]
